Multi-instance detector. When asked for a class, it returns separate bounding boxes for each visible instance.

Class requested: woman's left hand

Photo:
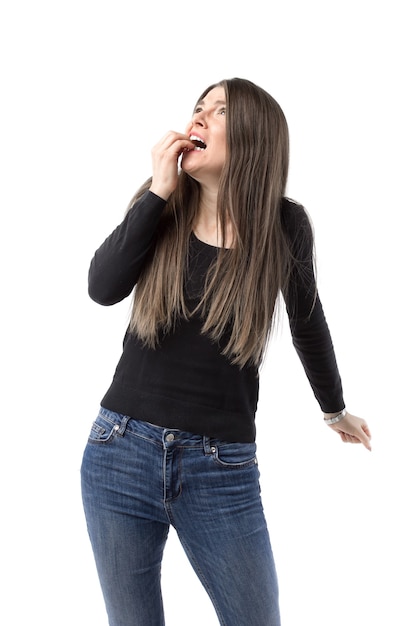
[325,412,372,451]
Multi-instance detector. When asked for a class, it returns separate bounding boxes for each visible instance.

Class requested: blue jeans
[81,407,280,626]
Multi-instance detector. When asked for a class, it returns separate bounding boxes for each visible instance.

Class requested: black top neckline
[191,230,233,251]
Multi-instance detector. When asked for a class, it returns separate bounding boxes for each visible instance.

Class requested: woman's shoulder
[280,196,312,238]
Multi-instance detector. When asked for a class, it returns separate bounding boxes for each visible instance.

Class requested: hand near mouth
[149,130,195,200]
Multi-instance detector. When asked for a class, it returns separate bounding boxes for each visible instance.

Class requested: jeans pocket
[212,441,257,468]
[87,414,120,445]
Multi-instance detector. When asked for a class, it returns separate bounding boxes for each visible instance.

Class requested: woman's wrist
[323,408,346,425]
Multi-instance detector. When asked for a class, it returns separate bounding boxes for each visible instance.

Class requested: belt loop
[203,436,216,455]
[117,415,131,437]
[203,436,211,455]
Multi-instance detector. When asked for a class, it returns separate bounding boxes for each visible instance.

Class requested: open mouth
[189,134,207,150]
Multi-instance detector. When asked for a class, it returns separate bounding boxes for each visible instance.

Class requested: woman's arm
[282,200,344,411]
[282,199,371,450]
[89,131,195,306]
[288,292,345,413]
[88,190,166,305]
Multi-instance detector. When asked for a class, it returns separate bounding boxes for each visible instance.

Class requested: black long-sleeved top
[88,190,344,442]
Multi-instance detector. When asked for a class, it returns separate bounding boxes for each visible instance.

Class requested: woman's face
[181,86,227,187]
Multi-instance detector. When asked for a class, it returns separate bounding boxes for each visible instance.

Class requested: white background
[1,1,416,624]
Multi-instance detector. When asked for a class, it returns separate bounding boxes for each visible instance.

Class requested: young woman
[81,78,371,626]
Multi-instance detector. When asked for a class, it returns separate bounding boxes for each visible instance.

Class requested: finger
[360,428,372,452]
[165,131,194,149]
[339,430,370,449]
[348,427,371,450]
[344,434,359,444]
[154,131,194,155]
[362,423,372,439]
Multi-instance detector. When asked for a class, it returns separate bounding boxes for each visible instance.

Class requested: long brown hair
[129,78,294,367]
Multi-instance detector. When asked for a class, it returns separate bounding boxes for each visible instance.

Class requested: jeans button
[166,433,175,442]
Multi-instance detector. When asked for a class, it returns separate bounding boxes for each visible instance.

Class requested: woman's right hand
[149,130,195,200]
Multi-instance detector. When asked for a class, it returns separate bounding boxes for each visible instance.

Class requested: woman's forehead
[196,85,226,106]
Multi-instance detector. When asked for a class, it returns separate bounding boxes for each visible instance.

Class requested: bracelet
[324,408,347,425]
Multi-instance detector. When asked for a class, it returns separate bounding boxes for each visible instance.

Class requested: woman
[81,78,371,626]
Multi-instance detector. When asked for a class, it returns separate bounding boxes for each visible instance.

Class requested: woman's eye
[219,108,226,115]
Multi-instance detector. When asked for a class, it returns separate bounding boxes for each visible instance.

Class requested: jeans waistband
[99,406,214,451]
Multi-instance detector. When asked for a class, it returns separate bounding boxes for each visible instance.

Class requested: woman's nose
[193,110,207,127]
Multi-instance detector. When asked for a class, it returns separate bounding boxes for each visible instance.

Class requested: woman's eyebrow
[196,99,226,107]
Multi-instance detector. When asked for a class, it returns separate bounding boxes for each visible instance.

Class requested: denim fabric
[81,407,280,626]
